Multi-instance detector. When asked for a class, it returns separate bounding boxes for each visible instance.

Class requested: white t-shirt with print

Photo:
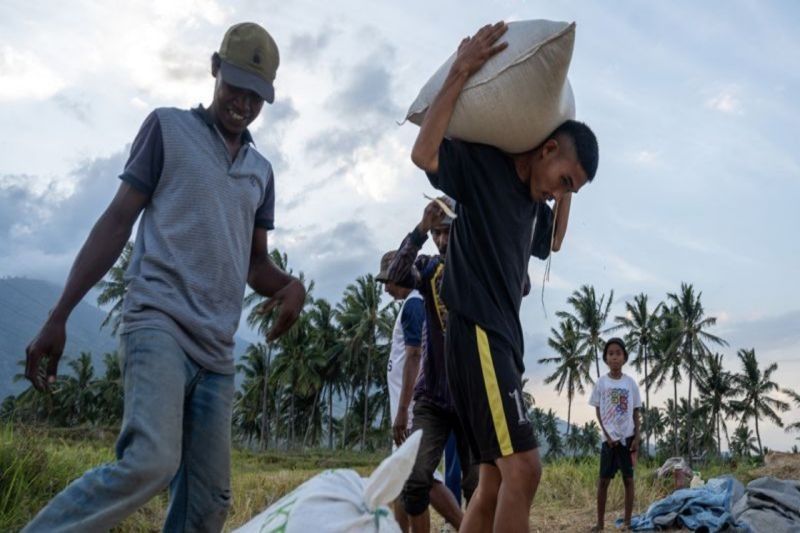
[589,373,642,441]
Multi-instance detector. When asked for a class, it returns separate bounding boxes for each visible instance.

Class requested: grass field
[0,424,762,532]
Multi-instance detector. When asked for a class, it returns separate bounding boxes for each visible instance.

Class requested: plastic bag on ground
[233,430,423,533]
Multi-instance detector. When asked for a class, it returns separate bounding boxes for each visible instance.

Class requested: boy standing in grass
[589,338,642,531]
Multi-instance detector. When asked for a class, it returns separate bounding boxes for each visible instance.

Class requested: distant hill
[0,277,250,400]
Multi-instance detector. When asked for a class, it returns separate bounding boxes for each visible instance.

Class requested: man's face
[383,281,402,300]
[212,76,264,138]
[605,344,626,372]
[528,136,588,203]
[431,224,450,256]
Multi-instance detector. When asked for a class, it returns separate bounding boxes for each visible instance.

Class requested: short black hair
[602,337,628,362]
[549,120,599,181]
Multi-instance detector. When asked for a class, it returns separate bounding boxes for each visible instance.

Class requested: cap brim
[219,60,275,103]
[375,273,389,282]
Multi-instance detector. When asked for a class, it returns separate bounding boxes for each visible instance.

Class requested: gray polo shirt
[119,106,274,374]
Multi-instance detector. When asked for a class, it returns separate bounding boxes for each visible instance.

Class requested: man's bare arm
[393,345,422,446]
[410,22,508,173]
[248,228,306,341]
[25,182,149,390]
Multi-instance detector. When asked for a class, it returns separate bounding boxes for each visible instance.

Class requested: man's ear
[541,137,559,159]
[211,52,221,77]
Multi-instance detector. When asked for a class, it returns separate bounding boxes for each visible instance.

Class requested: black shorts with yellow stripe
[445,311,538,463]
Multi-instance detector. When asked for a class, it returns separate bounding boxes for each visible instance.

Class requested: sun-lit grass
[1,424,760,531]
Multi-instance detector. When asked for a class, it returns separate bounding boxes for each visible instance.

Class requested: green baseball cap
[218,22,279,103]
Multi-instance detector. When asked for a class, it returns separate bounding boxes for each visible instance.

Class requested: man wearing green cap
[22,22,304,532]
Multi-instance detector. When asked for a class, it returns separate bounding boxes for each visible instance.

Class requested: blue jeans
[24,328,235,532]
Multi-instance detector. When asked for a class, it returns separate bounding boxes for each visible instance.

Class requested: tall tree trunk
[594,343,600,378]
[687,342,694,466]
[717,412,722,459]
[304,389,320,448]
[289,384,296,449]
[643,344,650,457]
[362,342,373,452]
[342,383,354,449]
[328,385,334,450]
[755,415,763,457]
[259,344,273,451]
[566,395,572,454]
[673,379,679,457]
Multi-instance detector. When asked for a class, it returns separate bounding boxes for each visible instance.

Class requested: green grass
[1,424,760,531]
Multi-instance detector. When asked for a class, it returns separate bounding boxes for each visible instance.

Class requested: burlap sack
[406,20,576,154]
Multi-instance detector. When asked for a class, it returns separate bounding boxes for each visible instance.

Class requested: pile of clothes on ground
[626,457,800,532]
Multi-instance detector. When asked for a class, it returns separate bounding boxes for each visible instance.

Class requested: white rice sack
[406,20,576,154]
[234,431,423,533]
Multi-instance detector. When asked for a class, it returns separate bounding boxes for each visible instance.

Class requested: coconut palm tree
[95,241,134,335]
[783,388,800,441]
[335,274,394,451]
[539,319,592,451]
[696,353,736,458]
[580,421,601,455]
[233,343,271,445]
[731,348,789,456]
[308,299,344,449]
[665,283,727,464]
[94,351,123,425]
[543,408,564,459]
[556,285,614,378]
[730,425,759,458]
[649,306,684,456]
[613,293,662,454]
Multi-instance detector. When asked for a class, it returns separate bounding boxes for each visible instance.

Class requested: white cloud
[633,150,659,165]
[706,89,743,114]
[0,46,65,101]
[345,137,406,201]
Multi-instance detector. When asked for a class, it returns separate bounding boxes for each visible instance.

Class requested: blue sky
[1,0,799,449]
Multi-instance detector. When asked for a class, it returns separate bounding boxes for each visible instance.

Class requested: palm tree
[579,421,601,455]
[336,274,394,451]
[234,343,271,445]
[543,409,564,459]
[649,306,684,456]
[731,348,789,456]
[640,406,667,454]
[783,389,800,440]
[666,283,727,464]
[613,293,662,454]
[308,299,344,449]
[95,241,134,335]
[57,352,97,425]
[539,319,592,452]
[730,424,759,458]
[696,353,736,458]
[556,285,614,378]
[94,351,123,425]
[243,248,313,450]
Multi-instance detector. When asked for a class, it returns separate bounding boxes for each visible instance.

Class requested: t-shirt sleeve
[400,297,424,348]
[255,166,275,230]
[425,139,468,201]
[589,380,601,407]
[119,111,164,196]
[631,377,643,409]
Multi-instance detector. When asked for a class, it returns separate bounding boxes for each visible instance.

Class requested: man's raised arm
[410,22,508,174]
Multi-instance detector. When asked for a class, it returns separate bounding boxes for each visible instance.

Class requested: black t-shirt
[427,139,540,368]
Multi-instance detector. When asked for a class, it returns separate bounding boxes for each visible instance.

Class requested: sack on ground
[233,431,423,533]
[406,19,576,154]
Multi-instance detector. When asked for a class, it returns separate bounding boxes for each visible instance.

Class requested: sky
[1,0,799,450]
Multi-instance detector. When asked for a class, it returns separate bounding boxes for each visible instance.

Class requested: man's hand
[393,409,409,446]
[255,278,306,341]
[630,436,640,453]
[25,318,67,391]
[450,22,509,79]
[418,199,445,234]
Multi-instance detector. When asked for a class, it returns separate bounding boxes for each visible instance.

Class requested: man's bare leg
[622,477,635,527]
[394,498,410,533]
[408,508,430,533]
[460,464,501,533]
[595,478,611,530]
[430,480,463,529]
[494,449,543,533]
